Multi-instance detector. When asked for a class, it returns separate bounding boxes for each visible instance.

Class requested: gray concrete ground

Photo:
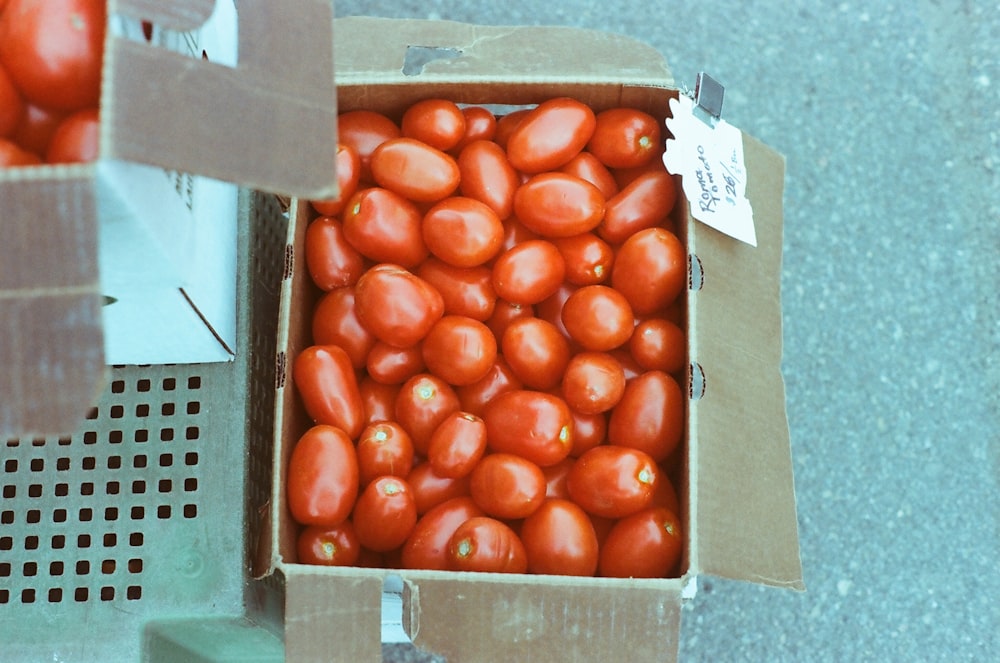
[331,2,999,660]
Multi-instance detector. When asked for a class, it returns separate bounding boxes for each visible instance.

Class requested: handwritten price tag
[662,95,756,246]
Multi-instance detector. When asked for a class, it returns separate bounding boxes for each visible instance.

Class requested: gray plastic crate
[1,190,287,662]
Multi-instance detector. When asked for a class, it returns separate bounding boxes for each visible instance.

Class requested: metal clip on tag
[693,72,725,127]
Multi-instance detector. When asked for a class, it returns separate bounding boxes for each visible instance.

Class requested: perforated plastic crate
[1,191,287,662]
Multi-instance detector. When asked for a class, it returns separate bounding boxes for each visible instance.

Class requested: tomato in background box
[310,143,361,217]
[506,97,596,173]
[427,411,488,479]
[401,496,483,570]
[611,227,686,316]
[587,107,662,169]
[297,521,361,566]
[534,282,577,342]
[453,106,497,153]
[0,63,24,137]
[599,171,677,244]
[46,107,99,164]
[521,498,599,576]
[598,506,682,578]
[567,408,606,458]
[500,317,571,391]
[293,345,364,439]
[455,357,522,418]
[486,299,534,342]
[422,196,504,268]
[354,264,444,348]
[342,187,427,269]
[305,216,365,291]
[561,351,626,415]
[512,172,606,238]
[559,152,619,199]
[11,101,64,155]
[359,377,400,426]
[416,259,497,322]
[286,425,359,527]
[366,341,425,386]
[552,232,614,287]
[542,458,574,500]
[352,476,417,552]
[311,287,375,370]
[408,461,472,515]
[394,373,461,455]
[446,516,527,574]
[421,315,497,387]
[356,421,414,486]
[566,445,658,519]
[401,98,466,152]
[470,452,546,520]
[629,317,686,375]
[457,139,519,220]
[370,137,460,203]
[0,0,105,111]
[492,108,530,150]
[561,285,634,352]
[491,239,565,306]
[482,390,573,467]
[607,370,683,463]
[0,137,40,166]
[336,110,400,181]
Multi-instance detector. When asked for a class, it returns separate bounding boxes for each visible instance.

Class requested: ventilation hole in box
[0,536,12,550]
[132,480,146,495]
[131,506,144,520]
[186,401,200,415]
[81,482,94,496]
[106,481,120,496]
[82,457,96,471]
[3,459,15,472]
[74,587,88,602]
[158,479,172,493]
[49,561,63,576]
[79,507,93,522]
[53,508,67,523]
[108,456,122,470]
[185,426,199,441]
[0,589,8,604]
[2,485,13,498]
[0,510,12,524]
[28,483,42,498]
[688,362,706,401]
[159,454,173,467]
[133,455,147,469]
[102,559,116,574]
[160,428,174,442]
[48,588,62,603]
[26,509,40,524]
[76,560,89,575]
[183,504,197,518]
[688,253,704,291]
[185,452,198,466]
[128,558,143,573]
[184,478,197,492]
[30,458,43,472]
[23,561,37,576]
[135,429,149,443]
[162,377,176,391]
[110,429,124,444]
[158,505,171,519]
[51,535,65,549]
[0,562,9,576]
[103,533,116,547]
[105,507,118,522]
[22,588,35,603]
[31,437,45,447]
[85,407,98,420]
[111,380,125,394]
[161,402,175,416]
[57,457,70,471]
[78,534,91,548]
[83,430,97,445]
[127,585,142,600]
[110,405,124,419]
[55,483,68,497]
[129,533,143,547]
[136,403,150,418]
[24,535,38,550]
[137,378,151,392]
[187,376,201,390]
[100,587,114,601]
[57,436,71,446]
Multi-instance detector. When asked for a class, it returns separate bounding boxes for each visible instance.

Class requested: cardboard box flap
[687,133,804,589]
[106,0,339,199]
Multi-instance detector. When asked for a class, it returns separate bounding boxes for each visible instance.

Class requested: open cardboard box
[0,0,339,438]
[258,16,803,662]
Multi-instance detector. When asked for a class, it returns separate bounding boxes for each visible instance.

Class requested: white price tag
[662,95,757,246]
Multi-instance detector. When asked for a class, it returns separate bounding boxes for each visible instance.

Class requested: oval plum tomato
[559,152,619,199]
[310,143,362,217]
[286,425,359,526]
[421,315,498,387]
[356,421,414,486]
[521,498,599,576]
[407,461,472,515]
[292,345,364,439]
[611,227,686,315]
[552,232,614,286]
[587,107,662,169]
[506,97,596,173]
[336,109,400,181]
[370,137,460,203]
[359,377,400,426]
[457,139,520,219]
[0,137,40,166]
[447,516,527,574]
[0,0,105,111]
[566,445,659,518]
[342,187,427,268]
[401,496,484,570]
[297,521,361,566]
[0,63,24,137]
[469,452,546,520]
[498,216,540,255]
[352,476,418,552]
[500,317,571,391]
[11,102,64,155]
[482,390,574,467]
[422,197,504,267]
[416,259,497,322]
[599,171,678,244]
[486,299,534,342]
[561,351,626,414]
[629,318,686,374]
[453,106,497,152]
[542,458,574,500]
[45,107,99,163]
[567,409,607,458]
[311,287,376,370]
[512,172,606,238]
[428,411,488,479]
[493,108,530,150]
[455,357,523,418]
[561,285,634,352]
[401,98,466,152]
[394,373,461,455]
[534,282,576,342]
[598,506,683,578]
[366,341,425,385]
[651,470,682,517]
[354,264,444,348]
[607,370,683,462]
[305,216,365,291]
[491,239,565,306]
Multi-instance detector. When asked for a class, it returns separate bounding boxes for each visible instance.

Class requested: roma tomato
[587,107,662,169]
[559,152,619,199]
[566,445,659,519]
[607,370,684,462]
[401,98,466,152]
[629,318,686,375]
[422,196,504,267]
[0,63,24,138]
[297,521,361,566]
[542,458,574,500]
[599,171,678,244]
[342,187,427,268]
[355,264,444,348]
[491,239,565,306]
[428,411,488,479]
[45,107,99,163]
[366,341,425,385]
[469,453,546,520]
[447,517,528,574]
[482,390,574,467]
[454,106,497,152]
[506,97,596,173]
[567,409,607,458]
[457,139,519,219]
[552,232,614,286]
[486,299,534,342]
[500,317,571,391]
[512,173,605,238]
[0,137,40,166]
[305,216,366,291]
[10,102,63,155]
[560,285,634,352]
[521,498,599,576]
[370,137,460,203]
[421,315,498,387]
[610,227,686,315]
[352,476,418,552]
[310,143,362,217]
[394,373,461,455]
[359,377,400,426]
[498,216,540,255]
[311,287,376,370]
[534,282,577,342]
[598,507,683,578]
[401,496,484,570]
[651,470,682,517]
[407,461,472,515]
[336,109,400,181]
[455,357,523,417]
[561,351,626,414]
[416,259,497,322]
[356,421,415,486]
[286,425,359,526]
[493,108,530,149]
[293,345,364,439]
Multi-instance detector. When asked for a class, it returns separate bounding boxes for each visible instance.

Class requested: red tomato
[370,137,460,203]
[561,351,626,414]
[407,461,471,515]
[427,411,488,479]
[521,498,599,576]
[453,106,497,152]
[599,171,678,244]
[401,98,466,152]
[354,264,444,348]
[416,259,497,322]
[394,373,461,455]
[10,101,63,155]
[498,216,540,255]
[310,143,362,217]
[561,285,634,352]
[651,470,682,517]
[342,188,427,268]
[611,227,686,315]
[559,151,619,199]
[358,377,400,426]
[422,196,504,267]
[297,521,361,566]
[352,476,418,552]
[506,97,596,173]
[286,425,359,526]
[336,109,400,181]
[587,107,662,169]
[469,453,546,520]
[421,315,498,387]
[482,390,574,467]
[542,458,574,500]
[567,409,607,458]
[311,287,376,370]
[493,108,530,150]
[366,341,425,385]
[455,357,523,418]
[534,282,577,343]
[356,421,415,486]
[598,506,683,578]
[607,370,684,462]
[292,345,364,439]
[491,239,566,306]
[305,216,366,291]
[447,517,527,574]
[512,173,606,238]
[566,445,658,519]
[629,318,686,375]
[401,496,484,570]
[500,317,571,391]
[486,299,534,342]
[0,0,105,111]
[457,139,519,219]
[0,62,24,137]
[45,107,99,163]
[552,233,614,286]
[0,136,40,166]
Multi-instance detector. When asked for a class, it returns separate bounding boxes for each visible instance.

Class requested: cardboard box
[258,16,803,663]
[0,0,339,438]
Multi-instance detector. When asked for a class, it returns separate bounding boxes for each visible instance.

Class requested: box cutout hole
[402,46,462,76]
[688,253,704,291]
[689,362,706,401]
